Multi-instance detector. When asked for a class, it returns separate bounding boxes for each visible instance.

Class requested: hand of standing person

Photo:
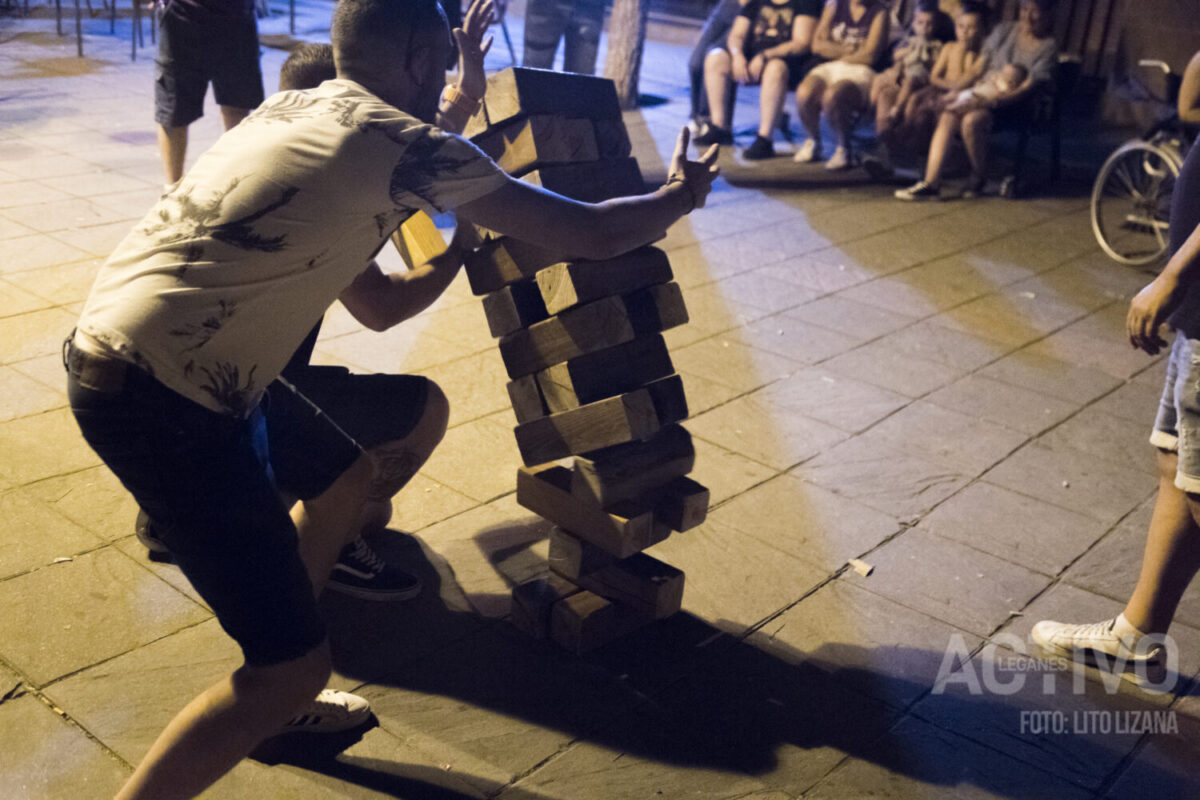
[1128,273,1182,355]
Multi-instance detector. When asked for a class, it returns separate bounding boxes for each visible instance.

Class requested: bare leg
[1124,450,1200,635]
[824,80,864,150]
[757,58,789,138]
[157,123,187,185]
[795,74,826,144]
[960,107,993,181]
[923,109,961,185]
[219,105,251,131]
[875,82,899,134]
[703,48,734,131]
[115,456,374,800]
[892,76,919,124]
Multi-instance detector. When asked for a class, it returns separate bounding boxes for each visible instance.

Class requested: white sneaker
[282,689,371,734]
[1031,614,1168,691]
[793,138,821,163]
[824,145,850,171]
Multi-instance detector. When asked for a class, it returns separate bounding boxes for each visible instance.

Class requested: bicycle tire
[1091,139,1183,267]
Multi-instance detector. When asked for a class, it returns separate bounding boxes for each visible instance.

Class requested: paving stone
[794,435,973,523]
[757,367,908,434]
[1131,353,1168,388]
[714,269,821,316]
[1103,692,1200,799]
[666,233,792,288]
[0,487,102,580]
[822,340,965,398]
[924,374,1078,436]
[1000,582,1200,702]
[419,300,497,354]
[388,473,480,533]
[1062,499,1200,632]
[977,349,1122,404]
[649,639,901,796]
[648,517,829,634]
[359,624,641,795]
[45,619,241,764]
[785,294,918,343]
[746,578,984,707]
[1,153,100,180]
[852,527,1051,636]
[307,323,469,375]
[24,464,140,543]
[664,281,774,349]
[423,350,516,428]
[497,699,770,800]
[0,407,101,484]
[861,401,1029,475]
[52,220,136,257]
[678,369,742,416]
[983,443,1156,525]
[756,251,875,295]
[0,546,208,684]
[1090,378,1163,424]
[686,392,848,471]
[42,170,157,198]
[2,196,134,233]
[1023,310,1157,380]
[0,364,66,421]
[926,290,1086,348]
[0,277,52,317]
[0,306,78,364]
[918,481,1109,577]
[420,413,523,503]
[5,257,102,305]
[1037,405,1158,478]
[837,275,965,319]
[0,694,130,797]
[709,473,901,573]
[0,180,75,208]
[803,716,1091,800]
[732,313,860,366]
[671,335,801,393]
[808,197,949,246]
[689,437,778,507]
[12,352,74,393]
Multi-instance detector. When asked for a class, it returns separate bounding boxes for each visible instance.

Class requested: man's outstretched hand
[669,126,719,210]
[453,0,496,101]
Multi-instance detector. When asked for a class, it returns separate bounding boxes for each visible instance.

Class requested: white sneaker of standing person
[1031,613,1170,692]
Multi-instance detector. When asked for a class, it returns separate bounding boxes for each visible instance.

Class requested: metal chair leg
[290,0,295,35]
[56,0,63,36]
[74,0,83,56]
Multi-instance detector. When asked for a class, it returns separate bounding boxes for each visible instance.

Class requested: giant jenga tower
[463,68,710,653]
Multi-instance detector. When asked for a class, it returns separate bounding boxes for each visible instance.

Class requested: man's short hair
[331,0,447,71]
[280,43,337,91]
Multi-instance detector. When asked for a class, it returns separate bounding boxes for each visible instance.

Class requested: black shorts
[742,48,826,91]
[154,9,264,127]
[67,351,428,666]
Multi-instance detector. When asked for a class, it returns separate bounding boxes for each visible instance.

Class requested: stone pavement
[2,3,1200,798]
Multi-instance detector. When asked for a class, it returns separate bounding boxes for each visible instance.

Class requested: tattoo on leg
[367,444,422,501]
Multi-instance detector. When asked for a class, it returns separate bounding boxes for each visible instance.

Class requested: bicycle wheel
[1091,139,1182,266]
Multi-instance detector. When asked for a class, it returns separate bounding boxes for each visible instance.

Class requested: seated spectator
[693,0,824,161]
[870,1,948,139]
[687,0,748,132]
[895,0,1057,200]
[792,0,890,170]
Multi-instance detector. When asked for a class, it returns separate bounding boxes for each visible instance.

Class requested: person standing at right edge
[155,0,265,186]
[1031,54,1200,691]
[522,0,604,74]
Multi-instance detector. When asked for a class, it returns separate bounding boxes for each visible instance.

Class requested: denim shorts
[1151,334,1200,493]
[154,9,264,127]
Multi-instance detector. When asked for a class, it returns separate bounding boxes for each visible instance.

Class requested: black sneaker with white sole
[281,689,371,734]
[328,535,422,601]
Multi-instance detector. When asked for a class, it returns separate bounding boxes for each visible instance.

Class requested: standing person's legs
[688,0,741,123]
[154,11,206,185]
[697,47,736,144]
[562,0,603,75]
[523,0,568,69]
[211,14,264,132]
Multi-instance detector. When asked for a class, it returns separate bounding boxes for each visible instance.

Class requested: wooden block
[498,282,689,378]
[389,211,446,269]
[524,158,645,202]
[514,387,660,464]
[537,335,674,412]
[548,529,684,619]
[473,115,599,176]
[516,464,655,557]
[510,574,581,638]
[591,117,633,160]
[572,424,695,507]
[463,237,563,296]
[482,279,549,338]
[643,374,689,426]
[535,246,672,315]
[480,67,622,129]
[549,590,653,654]
[506,374,547,424]
[650,476,710,532]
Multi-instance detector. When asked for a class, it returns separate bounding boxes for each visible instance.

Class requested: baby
[871,3,943,122]
[946,62,1027,110]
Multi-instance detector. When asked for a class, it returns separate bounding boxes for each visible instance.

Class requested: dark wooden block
[513,387,660,464]
[591,117,633,160]
[480,67,622,129]
[525,158,645,202]
[536,334,674,412]
[571,424,695,507]
[535,246,672,315]
[506,374,547,424]
[482,279,549,338]
[649,476,710,533]
[498,282,689,378]
[548,528,684,619]
[516,464,655,557]
[463,237,564,296]
[643,374,689,426]
[549,590,654,654]
[511,574,581,638]
[474,115,599,177]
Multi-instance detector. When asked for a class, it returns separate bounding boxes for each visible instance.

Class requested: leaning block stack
[464,68,710,654]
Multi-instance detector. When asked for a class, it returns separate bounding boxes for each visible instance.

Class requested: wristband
[441,84,482,117]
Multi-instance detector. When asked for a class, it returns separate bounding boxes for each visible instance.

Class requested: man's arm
[727,16,753,84]
[842,11,888,66]
[809,2,842,61]
[338,233,466,331]
[456,127,720,262]
[1179,50,1200,125]
[1128,219,1200,354]
[759,12,818,59]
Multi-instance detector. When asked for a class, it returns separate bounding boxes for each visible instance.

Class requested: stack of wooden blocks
[463,68,710,654]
